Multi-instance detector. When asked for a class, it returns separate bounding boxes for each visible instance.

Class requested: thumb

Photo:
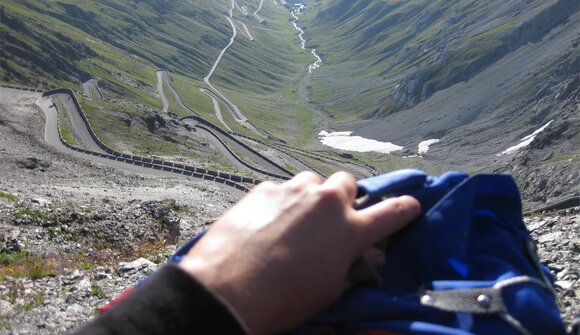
[353,195,421,252]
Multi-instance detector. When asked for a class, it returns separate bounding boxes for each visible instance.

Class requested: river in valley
[291,3,321,73]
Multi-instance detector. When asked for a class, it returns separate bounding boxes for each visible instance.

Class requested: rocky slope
[527,211,580,329]
[496,90,579,211]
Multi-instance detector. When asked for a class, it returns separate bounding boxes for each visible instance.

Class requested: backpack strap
[419,286,507,314]
[419,276,550,335]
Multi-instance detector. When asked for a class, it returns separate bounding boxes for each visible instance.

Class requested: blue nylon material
[166,170,565,334]
[356,169,427,198]
[294,170,566,335]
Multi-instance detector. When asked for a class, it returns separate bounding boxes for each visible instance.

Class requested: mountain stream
[291,4,321,73]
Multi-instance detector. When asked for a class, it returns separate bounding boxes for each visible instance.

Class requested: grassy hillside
[0,0,318,155]
[302,0,578,119]
[1,0,229,86]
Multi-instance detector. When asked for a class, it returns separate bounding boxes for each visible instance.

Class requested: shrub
[0,252,56,280]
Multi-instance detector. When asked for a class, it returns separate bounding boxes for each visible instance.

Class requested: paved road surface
[156,71,170,113]
[52,93,107,154]
[37,96,185,179]
[82,79,103,100]
[159,73,290,177]
[199,88,232,131]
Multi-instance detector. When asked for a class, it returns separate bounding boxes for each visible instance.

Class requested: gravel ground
[0,88,577,333]
[527,211,580,329]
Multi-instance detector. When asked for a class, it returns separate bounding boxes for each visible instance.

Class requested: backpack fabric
[102,169,567,334]
[291,169,566,335]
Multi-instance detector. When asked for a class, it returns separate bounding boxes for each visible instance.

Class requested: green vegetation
[11,206,60,227]
[4,0,527,173]
[0,251,56,280]
[0,191,18,202]
[300,0,555,119]
[57,102,79,146]
[82,262,95,270]
[90,285,107,299]
[1,0,319,156]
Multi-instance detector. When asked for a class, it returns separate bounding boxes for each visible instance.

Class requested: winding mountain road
[156,71,170,114]
[200,0,272,139]
[23,2,369,190]
[28,86,271,191]
[156,71,292,178]
[52,93,106,154]
[235,20,254,41]
[157,71,199,116]
[37,95,182,179]
[82,79,103,100]
[203,15,247,122]
[254,0,265,23]
[236,1,248,15]
[199,88,232,131]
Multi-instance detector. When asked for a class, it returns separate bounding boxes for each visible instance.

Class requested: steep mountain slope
[2,0,578,204]
[1,0,316,156]
[298,0,579,205]
[304,0,577,117]
[300,0,578,198]
[1,0,230,86]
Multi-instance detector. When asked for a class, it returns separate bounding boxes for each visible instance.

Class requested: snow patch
[418,139,440,154]
[318,130,403,154]
[497,120,553,156]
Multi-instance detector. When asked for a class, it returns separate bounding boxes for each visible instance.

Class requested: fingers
[354,195,421,251]
[284,171,322,190]
[322,172,357,204]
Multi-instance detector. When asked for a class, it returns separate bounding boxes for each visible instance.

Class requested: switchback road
[156,71,170,114]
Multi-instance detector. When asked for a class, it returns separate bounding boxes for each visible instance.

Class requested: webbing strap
[419,287,507,314]
[419,276,549,314]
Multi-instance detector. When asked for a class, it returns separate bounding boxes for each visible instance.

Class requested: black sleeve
[71,264,247,335]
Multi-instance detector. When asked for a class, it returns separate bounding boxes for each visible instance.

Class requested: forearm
[72,264,246,335]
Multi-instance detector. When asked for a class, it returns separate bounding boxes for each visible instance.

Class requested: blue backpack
[112,170,567,334]
[291,170,566,335]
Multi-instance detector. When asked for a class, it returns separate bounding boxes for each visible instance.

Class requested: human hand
[179,171,421,335]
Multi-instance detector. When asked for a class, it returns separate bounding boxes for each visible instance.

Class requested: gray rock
[65,304,84,315]
[555,280,574,290]
[0,299,14,318]
[527,219,548,232]
[118,258,156,273]
[77,278,92,291]
[538,231,563,243]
